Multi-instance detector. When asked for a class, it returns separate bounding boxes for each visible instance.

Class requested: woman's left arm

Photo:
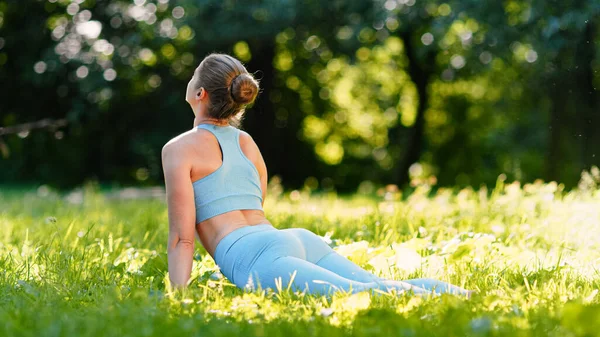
[257,148,267,206]
[162,141,196,288]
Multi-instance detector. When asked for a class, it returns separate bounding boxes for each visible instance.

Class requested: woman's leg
[286,228,471,297]
[316,251,383,283]
[256,228,470,297]
[284,228,383,283]
[248,255,431,296]
[318,251,471,296]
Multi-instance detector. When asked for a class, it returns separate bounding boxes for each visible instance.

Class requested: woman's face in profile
[186,73,201,116]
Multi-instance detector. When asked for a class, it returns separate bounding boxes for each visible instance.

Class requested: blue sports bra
[192,124,263,223]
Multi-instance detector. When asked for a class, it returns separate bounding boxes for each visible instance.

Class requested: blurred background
[0,0,598,192]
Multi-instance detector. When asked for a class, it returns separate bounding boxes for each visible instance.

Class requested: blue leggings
[213,224,470,296]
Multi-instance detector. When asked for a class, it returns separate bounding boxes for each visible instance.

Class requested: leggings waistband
[214,224,276,265]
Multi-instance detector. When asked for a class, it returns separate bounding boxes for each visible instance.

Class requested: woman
[162,53,472,297]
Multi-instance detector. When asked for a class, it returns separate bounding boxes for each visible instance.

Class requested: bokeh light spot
[76,66,89,79]
[233,41,251,62]
[421,33,434,46]
[103,68,117,81]
[34,61,47,74]
[172,6,185,19]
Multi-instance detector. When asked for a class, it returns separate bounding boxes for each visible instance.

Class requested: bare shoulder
[238,129,258,149]
[238,129,261,156]
[162,128,212,160]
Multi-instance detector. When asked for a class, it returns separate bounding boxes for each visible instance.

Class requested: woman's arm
[256,146,268,206]
[162,141,196,288]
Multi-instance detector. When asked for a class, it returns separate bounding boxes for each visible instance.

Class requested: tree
[461,0,600,185]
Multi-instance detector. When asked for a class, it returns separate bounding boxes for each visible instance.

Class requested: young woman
[161,53,472,297]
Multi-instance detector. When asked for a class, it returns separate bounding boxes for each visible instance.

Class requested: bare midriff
[196,209,271,258]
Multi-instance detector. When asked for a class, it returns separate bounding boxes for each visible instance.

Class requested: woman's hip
[213,225,293,283]
[279,228,334,262]
[213,226,333,285]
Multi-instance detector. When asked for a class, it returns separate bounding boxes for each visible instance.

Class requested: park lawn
[1,180,600,337]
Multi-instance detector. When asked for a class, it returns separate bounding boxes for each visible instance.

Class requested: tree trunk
[394,31,435,186]
[243,39,279,174]
[546,47,573,183]
[580,21,599,169]
[546,73,565,182]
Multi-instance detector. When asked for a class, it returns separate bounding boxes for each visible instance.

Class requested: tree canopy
[0,0,598,190]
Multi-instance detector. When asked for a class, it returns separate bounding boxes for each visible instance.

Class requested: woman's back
[162,124,269,258]
[192,124,263,222]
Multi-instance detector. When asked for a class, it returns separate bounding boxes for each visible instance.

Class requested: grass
[1,175,600,337]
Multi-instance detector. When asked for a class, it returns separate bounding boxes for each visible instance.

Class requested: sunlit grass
[1,178,600,336]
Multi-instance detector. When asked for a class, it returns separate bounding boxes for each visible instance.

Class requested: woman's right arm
[162,140,196,288]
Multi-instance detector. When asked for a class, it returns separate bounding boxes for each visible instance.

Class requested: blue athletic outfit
[193,124,470,296]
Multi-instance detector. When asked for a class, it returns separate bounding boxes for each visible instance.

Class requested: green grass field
[2,176,600,337]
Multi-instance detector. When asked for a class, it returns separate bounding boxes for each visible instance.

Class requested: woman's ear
[197,87,205,98]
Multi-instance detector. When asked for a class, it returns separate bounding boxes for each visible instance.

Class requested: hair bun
[230,73,259,105]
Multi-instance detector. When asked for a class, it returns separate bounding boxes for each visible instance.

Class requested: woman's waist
[199,212,272,257]
[212,222,276,264]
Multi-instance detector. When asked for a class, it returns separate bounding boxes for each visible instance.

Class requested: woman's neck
[194,116,229,127]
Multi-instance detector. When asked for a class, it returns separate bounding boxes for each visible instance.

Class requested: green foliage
[0,0,599,190]
[1,181,600,336]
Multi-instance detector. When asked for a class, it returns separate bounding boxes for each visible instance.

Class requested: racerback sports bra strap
[192,124,263,223]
